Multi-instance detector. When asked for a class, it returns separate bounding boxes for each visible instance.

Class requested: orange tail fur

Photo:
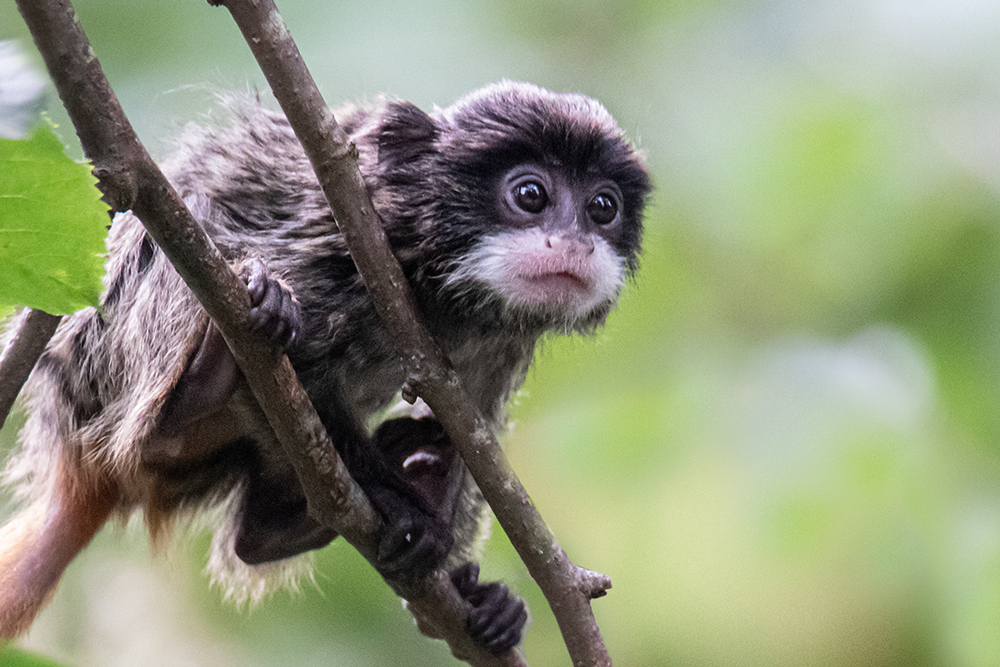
[0,475,118,638]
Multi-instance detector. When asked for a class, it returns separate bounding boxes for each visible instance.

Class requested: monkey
[0,81,651,652]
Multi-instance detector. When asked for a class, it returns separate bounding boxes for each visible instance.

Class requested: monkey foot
[451,562,527,654]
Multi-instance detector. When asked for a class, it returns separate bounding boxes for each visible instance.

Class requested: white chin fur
[445,228,624,324]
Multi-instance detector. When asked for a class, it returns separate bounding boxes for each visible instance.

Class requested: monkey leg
[230,418,453,568]
[153,320,240,441]
[143,259,317,551]
[232,448,339,564]
[0,472,118,639]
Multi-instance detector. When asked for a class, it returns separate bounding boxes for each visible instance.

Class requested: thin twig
[0,309,61,430]
[214,1,612,665]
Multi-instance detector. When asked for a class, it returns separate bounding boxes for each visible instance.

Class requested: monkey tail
[0,471,118,639]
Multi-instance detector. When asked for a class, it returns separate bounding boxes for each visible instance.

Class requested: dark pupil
[587,194,617,225]
[514,182,547,213]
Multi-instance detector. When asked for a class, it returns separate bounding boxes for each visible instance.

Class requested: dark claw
[451,562,527,654]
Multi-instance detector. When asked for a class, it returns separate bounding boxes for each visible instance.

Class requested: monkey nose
[545,232,595,255]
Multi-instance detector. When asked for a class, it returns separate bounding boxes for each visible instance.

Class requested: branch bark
[14,0,382,551]
[214,2,613,665]
[15,0,612,664]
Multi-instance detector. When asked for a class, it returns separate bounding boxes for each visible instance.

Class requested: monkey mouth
[512,269,597,310]
[523,271,591,292]
[446,229,626,321]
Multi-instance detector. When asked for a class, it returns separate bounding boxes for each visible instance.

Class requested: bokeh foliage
[3,0,1000,666]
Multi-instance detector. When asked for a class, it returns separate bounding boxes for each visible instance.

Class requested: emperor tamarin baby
[0,81,651,651]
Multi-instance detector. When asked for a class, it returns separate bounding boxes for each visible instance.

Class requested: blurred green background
[4,0,1000,665]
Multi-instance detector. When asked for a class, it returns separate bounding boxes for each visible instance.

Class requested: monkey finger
[245,273,266,306]
[467,581,505,615]
[450,561,481,597]
[467,583,526,653]
[479,608,527,655]
[254,278,283,317]
[277,284,302,345]
[265,317,290,347]
[241,258,269,303]
[245,275,301,349]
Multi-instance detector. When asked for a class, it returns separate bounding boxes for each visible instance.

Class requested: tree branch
[15,0,384,550]
[14,1,521,665]
[16,0,612,663]
[214,1,613,665]
[0,309,60,431]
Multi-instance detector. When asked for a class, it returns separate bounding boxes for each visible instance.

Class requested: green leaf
[0,123,108,314]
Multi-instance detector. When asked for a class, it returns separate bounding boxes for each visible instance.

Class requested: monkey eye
[512,181,548,214]
[587,193,618,225]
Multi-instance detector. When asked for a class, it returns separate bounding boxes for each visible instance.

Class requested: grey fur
[2,81,650,604]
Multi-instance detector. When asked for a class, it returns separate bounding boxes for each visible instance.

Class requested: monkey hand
[369,487,455,578]
[451,562,527,654]
[242,258,302,349]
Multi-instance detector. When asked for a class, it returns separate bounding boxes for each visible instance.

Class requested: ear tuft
[375,102,438,171]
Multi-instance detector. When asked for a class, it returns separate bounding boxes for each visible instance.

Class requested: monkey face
[400,82,650,335]
[443,164,629,328]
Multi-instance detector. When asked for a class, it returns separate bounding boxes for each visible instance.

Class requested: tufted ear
[374,102,438,172]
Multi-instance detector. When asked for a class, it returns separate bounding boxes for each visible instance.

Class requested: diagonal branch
[214,1,614,665]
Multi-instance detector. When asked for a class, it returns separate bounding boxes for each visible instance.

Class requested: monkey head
[365,81,651,337]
